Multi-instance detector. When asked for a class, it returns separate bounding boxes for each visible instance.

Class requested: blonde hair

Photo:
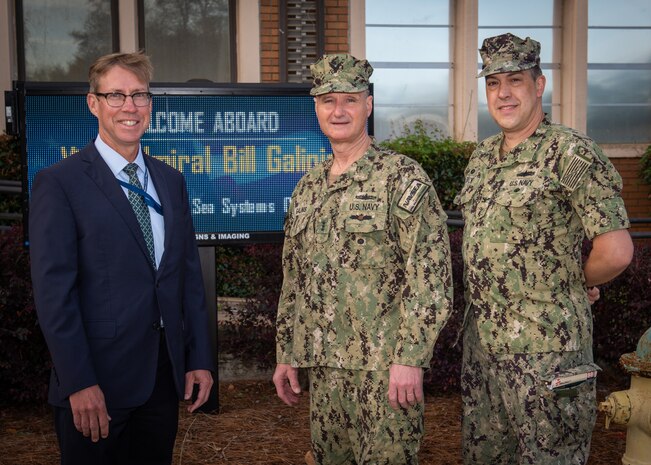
[88,51,153,92]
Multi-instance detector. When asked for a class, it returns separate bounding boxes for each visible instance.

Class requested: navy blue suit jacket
[29,141,214,408]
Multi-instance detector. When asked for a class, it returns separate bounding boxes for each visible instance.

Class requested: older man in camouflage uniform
[272,53,453,465]
[456,33,634,464]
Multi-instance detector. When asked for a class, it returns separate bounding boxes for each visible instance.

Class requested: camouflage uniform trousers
[308,366,423,465]
[461,314,597,465]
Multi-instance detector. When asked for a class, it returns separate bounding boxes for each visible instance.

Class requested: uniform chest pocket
[454,175,482,208]
[490,187,539,242]
[494,186,538,208]
[340,211,388,268]
[492,182,570,244]
[288,213,310,238]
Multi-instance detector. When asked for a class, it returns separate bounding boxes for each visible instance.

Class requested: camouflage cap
[310,53,373,96]
[477,33,541,78]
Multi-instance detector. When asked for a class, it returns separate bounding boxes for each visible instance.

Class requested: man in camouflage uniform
[272,53,453,465]
[456,33,634,464]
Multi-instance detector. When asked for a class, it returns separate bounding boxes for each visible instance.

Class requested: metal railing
[0,179,21,193]
[629,218,651,239]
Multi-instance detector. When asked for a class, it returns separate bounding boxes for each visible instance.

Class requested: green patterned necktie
[123,163,156,268]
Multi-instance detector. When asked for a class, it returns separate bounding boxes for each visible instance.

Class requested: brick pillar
[259,0,350,82]
[324,0,349,54]
[260,0,281,82]
[611,158,651,233]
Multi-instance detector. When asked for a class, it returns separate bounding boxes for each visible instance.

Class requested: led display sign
[11,83,361,244]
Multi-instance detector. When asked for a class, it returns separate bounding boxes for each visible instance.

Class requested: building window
[140,0,235,83]
[477,0,555,141]
[18,0,117,81]
[365,0,451,142]
[587,0,651,143]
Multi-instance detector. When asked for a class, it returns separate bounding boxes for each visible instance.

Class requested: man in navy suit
[29,51,214,465]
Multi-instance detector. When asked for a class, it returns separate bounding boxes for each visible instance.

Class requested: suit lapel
[81,144,155,270]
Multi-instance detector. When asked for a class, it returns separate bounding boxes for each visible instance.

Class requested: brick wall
[323,0,349,54]
[259,0,349,83]
[611,158,651,233]
[260,0,280,82]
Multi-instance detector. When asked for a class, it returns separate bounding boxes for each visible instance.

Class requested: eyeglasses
[93,91,153,107]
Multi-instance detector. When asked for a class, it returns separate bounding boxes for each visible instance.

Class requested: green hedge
[0,134,20,180]
[215,245,263,297]
[379,120,475,210]
[640,145,651,187]
[0,134,22,224]
[0,224,50,403]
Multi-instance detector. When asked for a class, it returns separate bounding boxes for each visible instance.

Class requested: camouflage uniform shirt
[455,116,630,355]
[276,143,453,370]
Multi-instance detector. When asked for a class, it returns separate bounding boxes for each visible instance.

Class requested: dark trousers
[54,334,179,465]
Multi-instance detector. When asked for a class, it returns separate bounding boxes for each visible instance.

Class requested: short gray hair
[88,51,153,92]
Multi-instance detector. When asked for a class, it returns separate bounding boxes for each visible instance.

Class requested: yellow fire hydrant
[599,327,651,465]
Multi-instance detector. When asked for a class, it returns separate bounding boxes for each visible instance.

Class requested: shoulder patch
[560,149,592,191]
[397,179,429,213]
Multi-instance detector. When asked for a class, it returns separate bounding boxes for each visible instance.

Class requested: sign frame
[8,81,374,246]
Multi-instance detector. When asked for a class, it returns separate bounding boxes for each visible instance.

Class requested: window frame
[136,0,237,83]
[586,18,651,143]
[14,0,120,81]
[364,2,452,141]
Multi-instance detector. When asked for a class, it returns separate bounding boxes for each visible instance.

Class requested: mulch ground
[0,380,627,465]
